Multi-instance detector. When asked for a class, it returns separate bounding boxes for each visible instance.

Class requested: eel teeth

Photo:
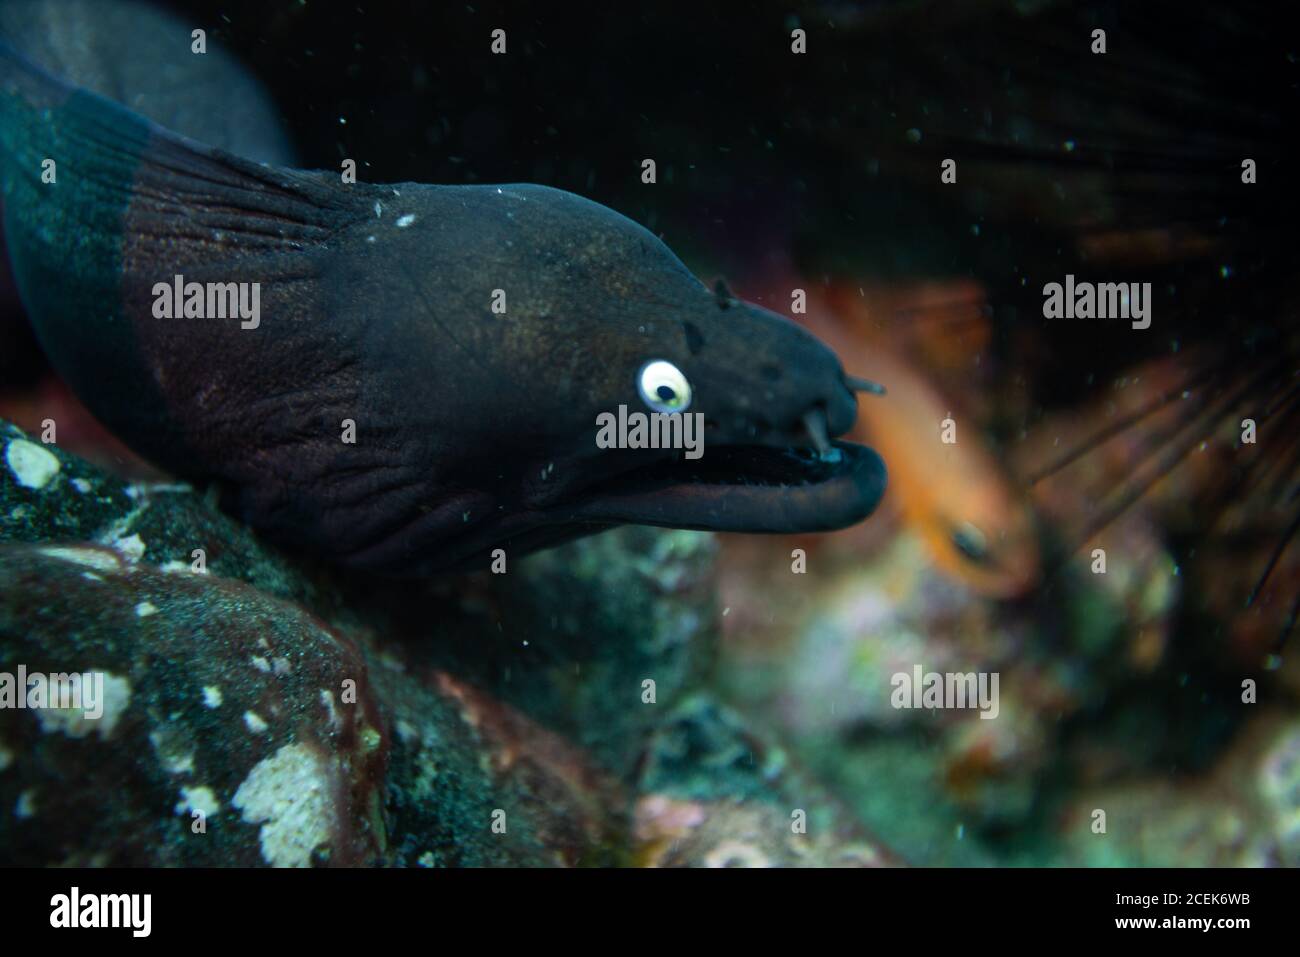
[802,408,832,455]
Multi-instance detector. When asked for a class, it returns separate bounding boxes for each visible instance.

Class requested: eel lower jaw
[560,440,887,533]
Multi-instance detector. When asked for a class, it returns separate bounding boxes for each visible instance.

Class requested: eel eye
[638,359,692,413]
[952,521,991,565]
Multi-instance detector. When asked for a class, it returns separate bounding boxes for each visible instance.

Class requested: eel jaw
[558,439,887,533]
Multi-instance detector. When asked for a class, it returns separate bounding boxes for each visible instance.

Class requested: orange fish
[847,346,1040,599]
[745,277,1040,598]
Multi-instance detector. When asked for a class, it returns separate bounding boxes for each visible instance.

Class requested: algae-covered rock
[374,663,626,867]
[1,419,314,603]
[0,544,387,866]
[0,416,886,867]
[633,692,897,866]
[2,421,134,544]
[0,540,636,867]
[632,793,890,867]
[339,527,725,864]
[363,526,720,785]
[494,527,720,782]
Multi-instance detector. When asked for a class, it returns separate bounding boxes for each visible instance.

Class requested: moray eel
[0,34,886,575]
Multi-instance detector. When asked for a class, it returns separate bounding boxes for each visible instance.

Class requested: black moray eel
[0,29,887,575]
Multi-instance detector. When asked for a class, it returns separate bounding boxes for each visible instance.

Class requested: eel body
[0,5,886,574]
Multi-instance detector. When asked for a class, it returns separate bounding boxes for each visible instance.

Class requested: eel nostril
[845,374,887,396]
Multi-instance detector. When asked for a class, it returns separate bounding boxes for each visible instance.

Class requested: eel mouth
[562,439,888,533]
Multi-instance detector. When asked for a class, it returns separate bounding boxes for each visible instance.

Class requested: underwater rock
[1059,711,1300,866]
[2,419,134,545]
[359,528,892,865]
[0,539,634,867]
[0,544,387,866]
[0,418,699,865]
[0,414,884,866]
[309,526,725,865]
[3,416,721,786]
[715,506,1183,861]
[354,524,910,867]
[373,662,625,867]
[633,692,897,866]
[1,418,315,603]
[366,526,721,785]
[632,793,889,868]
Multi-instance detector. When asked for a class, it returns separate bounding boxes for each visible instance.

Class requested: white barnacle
[175,785,220,817]
[232,743,338,867]
[110,533,147,563]
[5,439,60,489]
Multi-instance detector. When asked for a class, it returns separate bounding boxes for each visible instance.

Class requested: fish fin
[712,277,737,309]
[0,38,369,267]
[0,38,375,461]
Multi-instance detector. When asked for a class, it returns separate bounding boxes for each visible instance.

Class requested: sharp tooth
[846,375,887,396]
[802,408,832,455]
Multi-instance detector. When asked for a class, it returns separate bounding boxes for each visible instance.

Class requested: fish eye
[952,521,991,564]
[638,359,692,413]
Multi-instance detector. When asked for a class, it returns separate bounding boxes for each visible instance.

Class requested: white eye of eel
[637,359,692,414]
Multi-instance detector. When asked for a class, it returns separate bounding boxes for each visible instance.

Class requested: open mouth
[564,438,888,533]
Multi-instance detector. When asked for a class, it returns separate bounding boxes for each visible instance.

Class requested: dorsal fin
[0,39,371,266]
[0,39,378,454]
